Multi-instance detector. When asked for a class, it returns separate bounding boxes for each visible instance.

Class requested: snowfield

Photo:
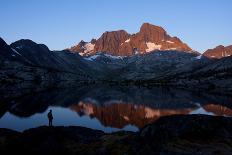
[146,42,162,52]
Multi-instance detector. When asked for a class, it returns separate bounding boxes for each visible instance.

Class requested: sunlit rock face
[125,23,192,54]
[203,45,232,59]
[69,23,193,56]
[94,30,131,56]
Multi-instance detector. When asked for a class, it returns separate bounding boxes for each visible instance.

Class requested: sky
[0,0,231,53]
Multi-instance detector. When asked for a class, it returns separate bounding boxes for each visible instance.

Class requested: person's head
[50,110,52,112]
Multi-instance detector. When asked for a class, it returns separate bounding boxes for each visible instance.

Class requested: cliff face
[122,23,192,55]
[203,45,232,59]
[95,30,131,55]
[69,23,193,56]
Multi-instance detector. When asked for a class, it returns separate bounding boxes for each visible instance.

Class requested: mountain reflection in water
[0,85,232,132]
[70,101,194,129]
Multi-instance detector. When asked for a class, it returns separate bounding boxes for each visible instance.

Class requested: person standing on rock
[47,110,53,127]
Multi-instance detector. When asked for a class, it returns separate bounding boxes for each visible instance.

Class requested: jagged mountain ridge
[69,23,194,56]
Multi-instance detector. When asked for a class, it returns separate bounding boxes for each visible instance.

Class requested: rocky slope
[70,23,193,56]
[1,36,232,94]
[0,37,103,90]
[85,50,232,94]
[170,55,232,93]
[0,115,232,155]
[203,44,232,59]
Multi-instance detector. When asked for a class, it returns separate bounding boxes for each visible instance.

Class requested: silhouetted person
[47,110,53,127]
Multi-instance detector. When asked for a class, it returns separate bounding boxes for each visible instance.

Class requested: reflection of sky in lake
[1,102,232,133]
[1,86,232,133]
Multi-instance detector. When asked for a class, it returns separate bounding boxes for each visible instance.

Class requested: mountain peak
[0,37,8,48]
[137,23,168,43]
[203,44,232,59]
[215,45,225,49]
[69,23,193,56]
[140,23,166,33]
[10,39,37,48]
[90,39,97,44]
[0,37,12,56]
[94,29,130,55]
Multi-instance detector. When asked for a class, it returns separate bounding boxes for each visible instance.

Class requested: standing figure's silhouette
[47,110,53,127]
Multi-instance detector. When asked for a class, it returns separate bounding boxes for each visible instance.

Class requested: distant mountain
[203,45,232,59]
[1,36,232,94]
[0,37,25,61]
[10,39,88,73]
[90,51,202,81]
[83,51,232,94]
[0,37,99,90]
[69,23,194,56]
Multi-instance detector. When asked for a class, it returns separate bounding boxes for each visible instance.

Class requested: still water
[0,85,232,133]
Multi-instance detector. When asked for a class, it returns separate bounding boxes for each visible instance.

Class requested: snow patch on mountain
[167,48,177,51]
[195,55,202,60]
[125,38,130,43]
[84,53,124,61]
[79,43,95,56]
[104,54,124,60]
[11,48,22,56]
[146,42,162,52]
[84,55,100,61]
[121,38,130,46]
[85,43,95,51]
[15,46,23,49]
[166,40,175,44]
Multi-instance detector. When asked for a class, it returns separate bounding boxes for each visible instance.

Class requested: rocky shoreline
[1,115,231,155]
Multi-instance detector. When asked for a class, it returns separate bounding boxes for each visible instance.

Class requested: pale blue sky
[0,0,231,53]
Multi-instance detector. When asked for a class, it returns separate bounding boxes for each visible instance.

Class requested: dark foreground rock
[0,115,232,155]
[140,115,232,154]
